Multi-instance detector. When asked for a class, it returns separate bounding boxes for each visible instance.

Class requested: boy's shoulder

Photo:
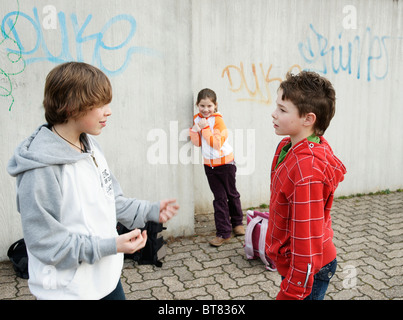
[280,137,345,186]
[275,138,324,180]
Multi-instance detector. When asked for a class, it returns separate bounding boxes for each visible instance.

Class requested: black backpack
[116,222,166,267]
[7,239,29,279]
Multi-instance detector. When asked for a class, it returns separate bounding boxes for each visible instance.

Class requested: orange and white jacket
[189,112,234,167]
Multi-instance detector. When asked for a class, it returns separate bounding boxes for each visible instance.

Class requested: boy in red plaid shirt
[266,71,346,300]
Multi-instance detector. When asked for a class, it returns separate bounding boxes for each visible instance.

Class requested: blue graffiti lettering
[298,24,390,81]
[1,7,159,76]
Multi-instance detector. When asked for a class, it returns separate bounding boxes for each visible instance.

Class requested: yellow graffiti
[222,62,302,105]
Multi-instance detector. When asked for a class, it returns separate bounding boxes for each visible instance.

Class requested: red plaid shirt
[266,136,346,300]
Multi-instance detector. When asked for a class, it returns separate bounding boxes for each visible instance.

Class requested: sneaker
[233,225,245,236]
[209,236,231,247]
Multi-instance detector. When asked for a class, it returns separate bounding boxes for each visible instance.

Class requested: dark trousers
[204,163,243,238]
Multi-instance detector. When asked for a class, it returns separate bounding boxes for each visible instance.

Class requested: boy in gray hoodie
[7,62,179,300]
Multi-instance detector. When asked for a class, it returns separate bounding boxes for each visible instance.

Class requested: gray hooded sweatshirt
[7,124,160,299]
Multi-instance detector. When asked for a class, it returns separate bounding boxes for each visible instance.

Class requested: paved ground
[1,191,402,300]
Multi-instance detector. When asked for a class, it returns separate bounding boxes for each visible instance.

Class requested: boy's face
[197,98,216,118]
[272,89,306,138]
[75,104,112,136]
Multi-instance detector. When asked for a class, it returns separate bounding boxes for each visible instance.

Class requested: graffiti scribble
[0,0,26,111]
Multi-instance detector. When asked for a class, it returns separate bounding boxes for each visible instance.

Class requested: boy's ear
[304,112,316,127]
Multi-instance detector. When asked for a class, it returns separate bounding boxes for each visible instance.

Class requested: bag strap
[244,215,262,259]
[245,212,277,272]
[257,218,276,271]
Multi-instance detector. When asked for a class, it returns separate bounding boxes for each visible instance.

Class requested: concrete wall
[1,0,402,260]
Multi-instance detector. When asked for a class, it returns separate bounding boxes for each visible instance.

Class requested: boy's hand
[198,118,208,129]
[116,229,147,254]
[159,199,180,223]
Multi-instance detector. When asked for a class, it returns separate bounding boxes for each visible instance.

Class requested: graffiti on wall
[298,24,391,82]
[0,0,25,111]
[221,62,302,105]
[222,22,399,105]
[1,7,158,75]
[1,2,158,111]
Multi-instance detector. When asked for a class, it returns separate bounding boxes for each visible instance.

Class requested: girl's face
[197,98,216,118]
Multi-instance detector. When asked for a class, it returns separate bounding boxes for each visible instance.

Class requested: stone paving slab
[1,191,402,300]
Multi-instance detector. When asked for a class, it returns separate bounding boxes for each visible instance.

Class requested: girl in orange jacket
[189,88,244,246]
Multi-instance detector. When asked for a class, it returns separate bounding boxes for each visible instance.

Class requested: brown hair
[196,88,217,111]
[43,62,112,125]
[279,71,335,136]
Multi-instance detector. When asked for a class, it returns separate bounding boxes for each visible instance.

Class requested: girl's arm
[201,116,228,151]
[189,124,201,147]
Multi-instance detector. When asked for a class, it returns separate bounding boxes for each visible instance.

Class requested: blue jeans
[305,258,337,300]
[282,258,337,300]
[100,280,126,300]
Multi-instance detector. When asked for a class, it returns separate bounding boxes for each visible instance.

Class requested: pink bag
[244,210,276,271]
